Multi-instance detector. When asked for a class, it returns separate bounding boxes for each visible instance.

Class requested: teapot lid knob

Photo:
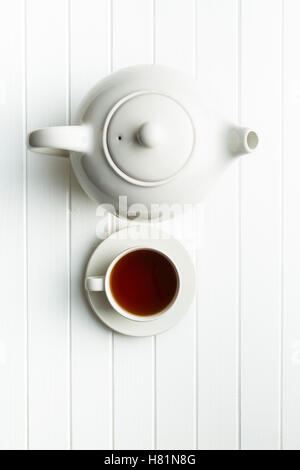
[137,122,163,148]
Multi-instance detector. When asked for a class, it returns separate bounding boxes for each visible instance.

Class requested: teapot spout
[229,127,259,155]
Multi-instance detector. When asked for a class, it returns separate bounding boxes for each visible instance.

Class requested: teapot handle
[28,125,90,157]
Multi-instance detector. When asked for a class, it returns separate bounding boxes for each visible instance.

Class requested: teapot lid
[103,91,194,186]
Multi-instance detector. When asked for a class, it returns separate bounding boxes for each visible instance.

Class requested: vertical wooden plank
[240,0,282,450]
[155,0,197,450]
[282,0,300,450]
[0,0,27,450]
[70,0,112,450]
[26,0,70,449]
[112,0,154,450]
[196,0,239,449]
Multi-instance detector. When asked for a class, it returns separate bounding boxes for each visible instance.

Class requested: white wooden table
[0,0,299,450]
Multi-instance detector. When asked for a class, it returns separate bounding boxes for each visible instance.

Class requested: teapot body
[29,65,258,220]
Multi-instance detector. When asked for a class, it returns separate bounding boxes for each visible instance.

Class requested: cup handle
[28,125,91,157]
[85,276,105,292]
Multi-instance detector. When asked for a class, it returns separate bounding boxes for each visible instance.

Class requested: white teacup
[85,247,180,322]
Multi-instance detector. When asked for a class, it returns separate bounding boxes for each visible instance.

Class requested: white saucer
[85,225,195,336]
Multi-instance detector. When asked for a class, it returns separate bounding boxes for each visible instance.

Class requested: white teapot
[28,65,258,220]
